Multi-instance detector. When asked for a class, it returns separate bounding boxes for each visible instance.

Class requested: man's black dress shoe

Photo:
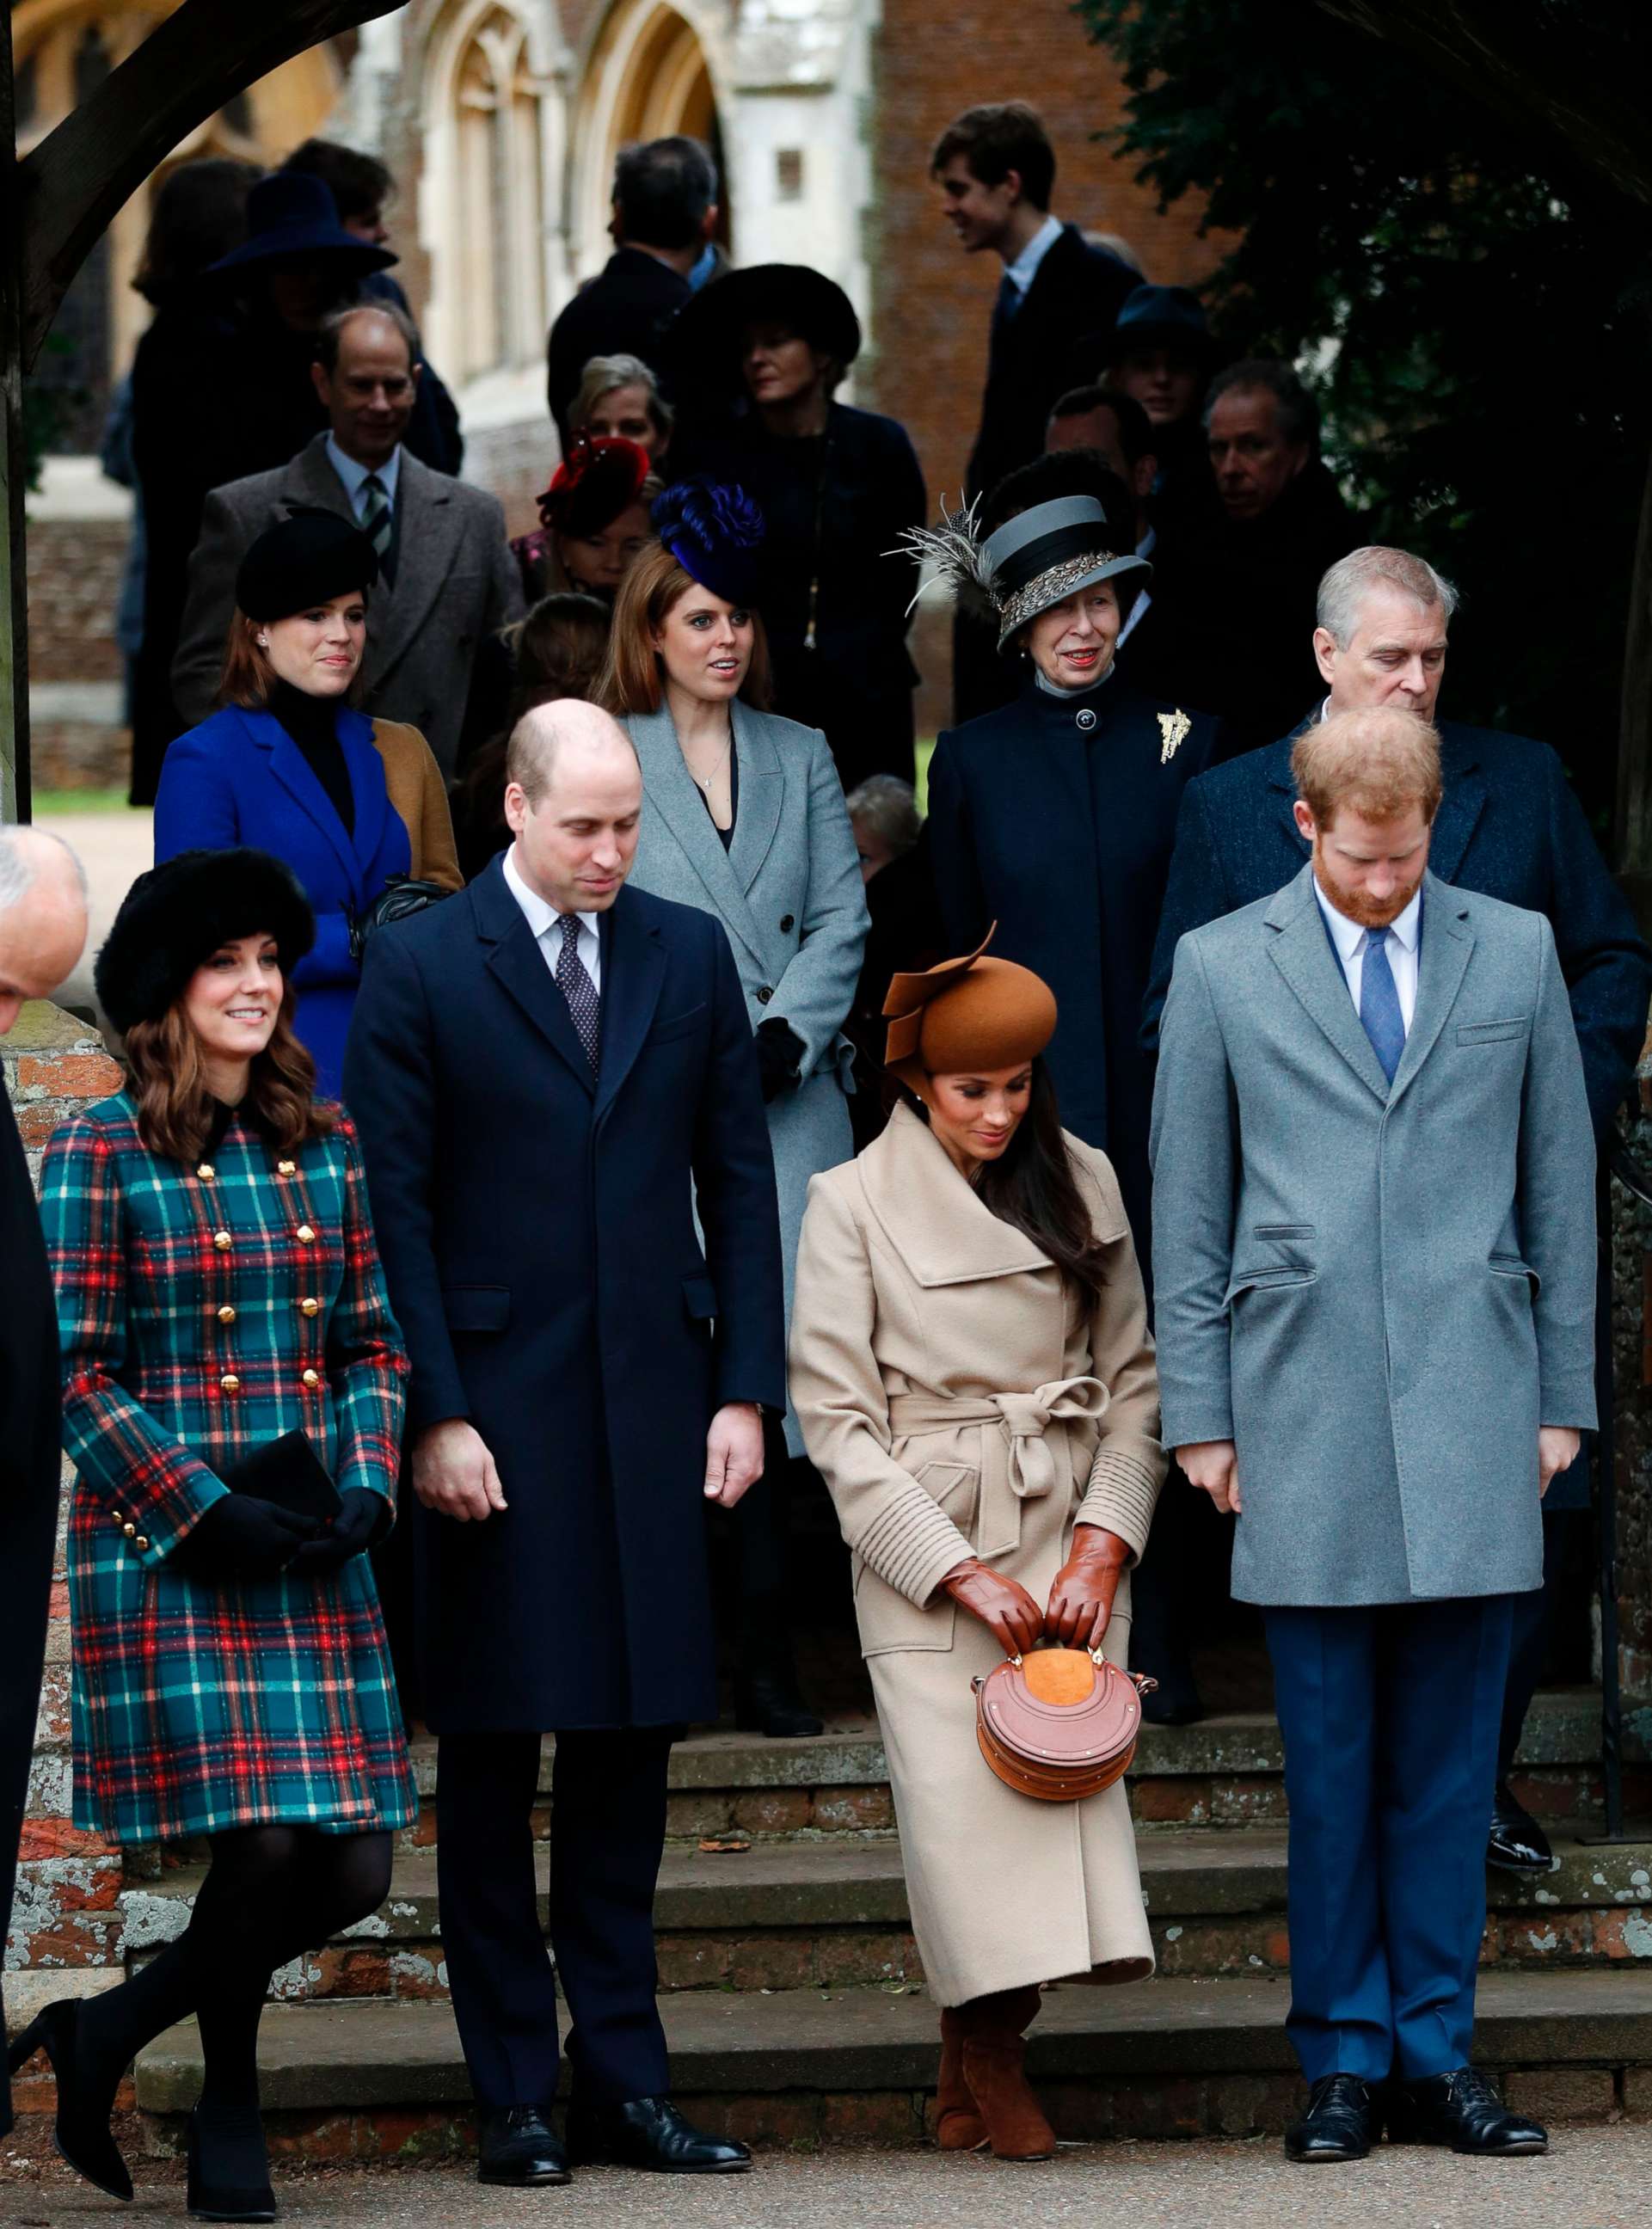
[1487,1782,1554,1874]
[734,1673,823,1740]
[1284,2072,1376,2162]
[478,2107,572,2186]
[1386,2067,1548,2154]
[567,2095,752,2173]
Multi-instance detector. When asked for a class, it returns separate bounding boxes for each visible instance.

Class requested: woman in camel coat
[790,937,1164,2159]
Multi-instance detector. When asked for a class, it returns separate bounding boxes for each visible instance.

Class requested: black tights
[77,1826,390,2159]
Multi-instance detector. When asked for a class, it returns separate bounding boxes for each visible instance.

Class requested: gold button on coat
[300,1298,320,1317]
[123,1523,136,1538]
[134,1538,149,1552]
[277,1159,297,1177]
[296,1225,316,1244]
[302,1368,322,1389]
[220,1374,241,1392]
[196,1163,215,1181]
[214,1231,232,1251]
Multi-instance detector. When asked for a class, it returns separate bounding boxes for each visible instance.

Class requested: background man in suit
[1045,384,1186,703]
[1151,707,1596,2165]
[342,702,784,2188]
[172,302,522,779]
[0,829,87,2137]
[1145,546,1652,1808]
[546,138,720,447]
[932,101,1138,722]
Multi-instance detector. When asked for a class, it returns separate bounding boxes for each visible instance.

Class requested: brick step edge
[129,1968,1652,2121]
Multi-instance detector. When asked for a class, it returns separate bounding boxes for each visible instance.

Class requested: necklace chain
[685,734,733,792]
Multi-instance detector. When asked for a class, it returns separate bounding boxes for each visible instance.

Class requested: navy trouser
[1263,1594,1514,2084]
[436,1726,675,2112]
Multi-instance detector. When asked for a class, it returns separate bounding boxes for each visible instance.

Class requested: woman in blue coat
[154,513,460,1097]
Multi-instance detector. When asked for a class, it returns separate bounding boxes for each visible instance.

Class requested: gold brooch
[1158,709,1192,764]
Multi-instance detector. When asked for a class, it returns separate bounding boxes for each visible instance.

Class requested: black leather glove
[288,1488,389,1574]
[754,1019,806,1103]
[173,1495,319,1581]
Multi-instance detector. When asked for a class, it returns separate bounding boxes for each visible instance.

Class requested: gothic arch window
[425,3,547,388]
[572,1,726,292]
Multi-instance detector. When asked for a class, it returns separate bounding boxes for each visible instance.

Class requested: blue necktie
[992,273,1021,347]
[1360,925,1406,1083]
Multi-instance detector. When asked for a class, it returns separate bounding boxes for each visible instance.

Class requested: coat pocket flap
[683,1275,719,1321]
[1225,1265,1317,1302]
[650,1003,708,1046]
[1457,1017,1530,1045]
[1489,1252,1541,1295]
[443,1284,511,1332]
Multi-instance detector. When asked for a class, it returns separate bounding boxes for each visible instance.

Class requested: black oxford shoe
[1487,1782,1555,1875]
[734,1673,823,1740]
[1284,2072,1376,2163]
[478,2107,571,2186]
[1386,2066,1548,2155]
[567,2095,752,2173]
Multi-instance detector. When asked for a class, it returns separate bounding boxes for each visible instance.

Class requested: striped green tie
[361,474,394,582]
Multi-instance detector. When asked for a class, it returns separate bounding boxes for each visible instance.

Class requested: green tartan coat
[38,1094,417,1845]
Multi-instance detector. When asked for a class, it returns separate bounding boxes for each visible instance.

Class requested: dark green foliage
[1077,0,1652,822]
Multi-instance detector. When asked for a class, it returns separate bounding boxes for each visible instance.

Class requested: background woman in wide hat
[667,264,927,789]
[21,849,415,2222]
[602,480,868,1735]
[153,510,460,1098]
[789,934,1164,2160]
[919,466,1225,1724]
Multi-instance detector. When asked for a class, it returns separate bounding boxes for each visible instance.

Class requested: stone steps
[126,1968,1652,2154]
[118,1826,1652,2001]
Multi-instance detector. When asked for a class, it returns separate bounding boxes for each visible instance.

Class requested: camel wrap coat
[789,1101,1165,2005]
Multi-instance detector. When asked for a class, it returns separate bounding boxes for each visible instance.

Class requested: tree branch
[15,0,404,365]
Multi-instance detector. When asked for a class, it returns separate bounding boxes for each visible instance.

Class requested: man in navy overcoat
[1144,545,1652,1851]
[344,703,783,2186]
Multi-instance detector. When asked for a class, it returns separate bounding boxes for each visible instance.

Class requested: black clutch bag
[219,1431,342,1521]
[349,876,454,961]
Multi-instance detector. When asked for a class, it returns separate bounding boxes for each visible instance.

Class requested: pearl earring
[257,636,269,648]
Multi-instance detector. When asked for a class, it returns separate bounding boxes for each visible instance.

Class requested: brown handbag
[973,1645,1158,1802]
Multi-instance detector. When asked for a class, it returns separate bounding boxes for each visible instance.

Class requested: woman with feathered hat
[19,849,415,2222]
[789,932,1164,2158]
[600,480,869,1736]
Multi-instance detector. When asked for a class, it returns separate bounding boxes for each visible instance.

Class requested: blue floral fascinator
[653,480,766,607]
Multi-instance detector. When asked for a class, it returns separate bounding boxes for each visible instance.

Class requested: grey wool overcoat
[626,701,869,1453]
[789,1102,1164,2005]
[1149,865,1598,1608]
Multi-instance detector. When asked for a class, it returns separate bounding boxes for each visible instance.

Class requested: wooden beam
[1313,1,1652,208]
[16,0,404,368]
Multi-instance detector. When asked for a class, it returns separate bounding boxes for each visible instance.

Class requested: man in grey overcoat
[171,303,521,778]
[1150,705,1596,2166]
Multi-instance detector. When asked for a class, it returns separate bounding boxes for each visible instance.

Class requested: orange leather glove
[1045,1524,1131,1649]
[941,1557,1044,1656]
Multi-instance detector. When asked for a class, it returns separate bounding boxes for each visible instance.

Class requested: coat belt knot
[887,1375,1110,1561]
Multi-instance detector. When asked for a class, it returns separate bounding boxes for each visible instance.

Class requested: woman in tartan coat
[15,849,415,2221]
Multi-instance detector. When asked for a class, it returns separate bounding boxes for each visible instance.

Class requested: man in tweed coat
[1151,706,1596,2165]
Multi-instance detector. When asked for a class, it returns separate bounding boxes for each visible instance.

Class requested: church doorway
[572,1,728,290]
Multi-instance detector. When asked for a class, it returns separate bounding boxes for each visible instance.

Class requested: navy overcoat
[341,861,786,1732]
[926,673,1223,1266]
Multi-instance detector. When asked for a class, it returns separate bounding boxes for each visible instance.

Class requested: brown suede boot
[936,2008,988,2150]
[956,1985,1056,2161]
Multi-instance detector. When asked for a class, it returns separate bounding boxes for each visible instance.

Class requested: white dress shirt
[1312,875,1421,1031]
[1001,212,1064,303]
[326,434,403,524]
[502,844,602,994]
[1116,525,1158,648]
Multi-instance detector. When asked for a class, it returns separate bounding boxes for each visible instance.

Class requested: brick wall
[3,1006,128,2062]
[25,519,128,688]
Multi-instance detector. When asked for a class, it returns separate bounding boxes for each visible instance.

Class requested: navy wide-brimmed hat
[207,172,397,279]
[96,850,316,1035]
[667,263,862,396]
[653,481,766,608]
[1108,283,1213,363]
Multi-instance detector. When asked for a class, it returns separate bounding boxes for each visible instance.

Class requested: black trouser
[436,1726,675,2113]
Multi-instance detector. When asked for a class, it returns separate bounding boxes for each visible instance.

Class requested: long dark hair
[125,987,334,1164]
[956,1061,1111,1302]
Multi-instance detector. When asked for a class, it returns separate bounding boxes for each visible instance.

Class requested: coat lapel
[472,857,595,1096]
[593,889,666,1123]
[1387,874,1474,1108]
[727,702,784,896]
[277,436,356,526]
[1268,725,1314,864]
[1428,727,1489,882]
[629,705,771,969]
[236,707,366,900]
[337,708,400,881]
[859,1102,1051,1287]
[1264,866,1392,1102]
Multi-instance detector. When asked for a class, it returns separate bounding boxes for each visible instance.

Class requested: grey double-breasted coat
[1149,865,1598,1608]
[624,702,868,1453]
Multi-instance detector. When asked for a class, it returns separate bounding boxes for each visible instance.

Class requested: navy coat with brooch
[926,674,1223,1269]
[341,861,786,1731]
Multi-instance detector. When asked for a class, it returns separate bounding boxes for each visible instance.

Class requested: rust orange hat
[882,926,1057,1095]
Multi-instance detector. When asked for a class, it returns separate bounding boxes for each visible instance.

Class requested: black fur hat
[95,849,316,1034]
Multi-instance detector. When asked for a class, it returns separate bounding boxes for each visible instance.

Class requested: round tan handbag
[973,1645,1158,1802]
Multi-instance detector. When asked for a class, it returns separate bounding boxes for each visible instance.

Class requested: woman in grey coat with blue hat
[601,480,869,1735]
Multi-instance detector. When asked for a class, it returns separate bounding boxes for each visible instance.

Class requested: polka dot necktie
[555,912,600,1074]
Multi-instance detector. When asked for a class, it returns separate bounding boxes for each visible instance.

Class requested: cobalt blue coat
[153,704,413,1099]
[341,863,787,1731]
